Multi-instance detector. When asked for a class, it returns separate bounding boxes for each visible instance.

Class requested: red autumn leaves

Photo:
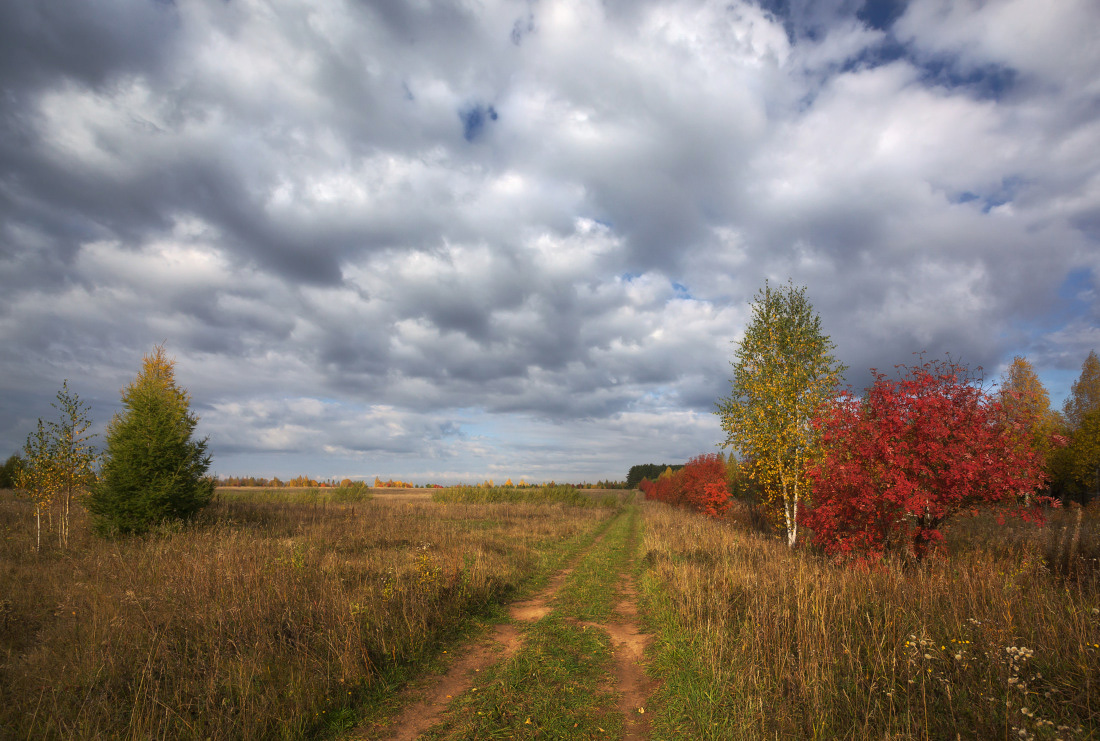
[802,357,1050,561]
[639,453,731,519]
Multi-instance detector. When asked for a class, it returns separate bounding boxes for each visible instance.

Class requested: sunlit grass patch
[424,615,621,741]
[554,505,637,622]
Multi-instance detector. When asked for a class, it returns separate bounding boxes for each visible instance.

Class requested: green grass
[554,504,637,621]
[424,616,620,740]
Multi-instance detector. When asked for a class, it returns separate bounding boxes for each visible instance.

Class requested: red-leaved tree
[803,356,1050,561]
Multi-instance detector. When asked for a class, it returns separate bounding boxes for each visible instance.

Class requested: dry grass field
[2,486,1097,740]
[638,500,1100,740]
[0,488,615,739]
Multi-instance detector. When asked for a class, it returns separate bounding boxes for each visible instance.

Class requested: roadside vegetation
[422,505,640,740]
[632,281,1100,739]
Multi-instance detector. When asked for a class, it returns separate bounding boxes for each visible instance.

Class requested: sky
[1,0,1098,484]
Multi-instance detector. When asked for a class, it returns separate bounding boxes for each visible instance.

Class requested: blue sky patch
[948,177,1026,212]
[1058,268,1095,316]
[460,104,499,142]
[856,0,908,31]
[915,55,1017,100]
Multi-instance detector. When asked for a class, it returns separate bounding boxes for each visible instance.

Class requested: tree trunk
[792,490,800,548]
[60,490,69,549]
[782,478,799,548]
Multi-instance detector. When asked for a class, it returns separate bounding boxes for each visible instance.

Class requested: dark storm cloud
[1,0,1097,480]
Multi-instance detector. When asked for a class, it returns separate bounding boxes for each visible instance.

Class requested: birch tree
[15,381,97,550]
[50,382,97,548]
[716,280,845,547]
[17,420,55,552]
[1063,350,1100,429]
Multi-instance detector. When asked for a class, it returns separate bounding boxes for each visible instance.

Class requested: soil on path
[595,579,656,741]
[353,527,609,741]
[352,507,658,741]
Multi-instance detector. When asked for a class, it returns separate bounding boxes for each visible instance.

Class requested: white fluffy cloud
[0,0,1096,481]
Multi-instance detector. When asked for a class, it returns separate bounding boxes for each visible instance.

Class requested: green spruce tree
[88,345,213,535]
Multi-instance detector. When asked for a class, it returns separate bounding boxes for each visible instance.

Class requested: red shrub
[680,453,732,518]
[639,454,732,519]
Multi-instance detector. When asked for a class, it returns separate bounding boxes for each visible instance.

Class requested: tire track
[603,579,656,741]
[353,517,618,741]
[576,520,656,741]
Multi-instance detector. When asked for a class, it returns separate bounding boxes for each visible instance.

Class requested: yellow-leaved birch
[998,356,1058,504]
[716,280,845,547]
[15,381,97,551]
[49,381,98,548]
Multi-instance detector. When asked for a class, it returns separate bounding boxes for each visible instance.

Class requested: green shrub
[0,454,24,490]
[332,481,372,503]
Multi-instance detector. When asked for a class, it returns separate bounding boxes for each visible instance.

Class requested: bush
[331,480,372,503]
[639,454,732,519]
[0,454,24,489]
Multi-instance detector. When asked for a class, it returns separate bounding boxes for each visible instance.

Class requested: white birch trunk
[789,491,800,548]
[782,478,800,549]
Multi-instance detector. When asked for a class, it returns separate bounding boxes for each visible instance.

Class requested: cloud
[1,0,1097,481]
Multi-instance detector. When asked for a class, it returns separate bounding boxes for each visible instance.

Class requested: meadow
[0,487,616,739]
[0,486,1097,740]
